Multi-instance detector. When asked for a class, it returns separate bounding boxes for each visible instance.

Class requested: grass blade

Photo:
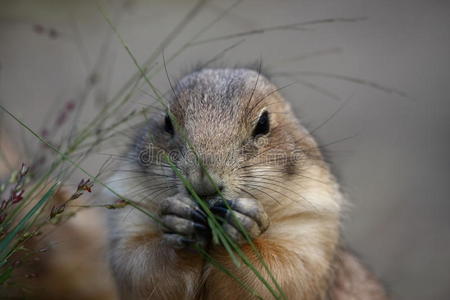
[0,266,13,284]
[0,181,60,266]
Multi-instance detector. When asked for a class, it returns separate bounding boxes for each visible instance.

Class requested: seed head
[50,203,66,219]
[12,190,24,204]
[78,179,93,193]
[20,163,29,177]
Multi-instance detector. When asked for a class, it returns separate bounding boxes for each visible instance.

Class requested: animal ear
[252,110,270,137]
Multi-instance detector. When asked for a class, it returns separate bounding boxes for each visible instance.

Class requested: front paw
[160,194,210,249]
[210,198,269,244]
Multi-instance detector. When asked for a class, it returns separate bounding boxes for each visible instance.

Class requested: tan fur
[106,68,387,299]
[330,250,388,300]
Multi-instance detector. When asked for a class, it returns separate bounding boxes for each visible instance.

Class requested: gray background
[1,0,449,299]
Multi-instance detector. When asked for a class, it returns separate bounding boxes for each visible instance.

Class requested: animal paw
[210,197,269,244]
[159,194,210,249]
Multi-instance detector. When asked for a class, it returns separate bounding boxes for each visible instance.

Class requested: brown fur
[105,68,388,299]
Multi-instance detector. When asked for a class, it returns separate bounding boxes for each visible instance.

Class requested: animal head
[131,68,325,211]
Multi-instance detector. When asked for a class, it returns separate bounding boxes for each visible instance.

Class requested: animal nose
[185,169,224,199]
[187,181,224,199]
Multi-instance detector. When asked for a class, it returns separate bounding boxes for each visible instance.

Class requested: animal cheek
[283,157,299,178]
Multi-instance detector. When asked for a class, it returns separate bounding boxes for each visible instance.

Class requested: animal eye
[252,110,270,137]
[164,114,174,135]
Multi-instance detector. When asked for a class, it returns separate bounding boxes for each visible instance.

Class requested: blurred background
[0,0,449,299]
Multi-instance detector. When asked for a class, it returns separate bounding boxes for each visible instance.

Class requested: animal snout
[185,168,224,199]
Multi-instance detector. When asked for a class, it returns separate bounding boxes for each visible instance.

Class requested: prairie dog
[106,68,387,299]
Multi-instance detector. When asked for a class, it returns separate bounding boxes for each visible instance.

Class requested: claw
[212,199,235,209]
[191,209,207,224]
[163,233,195,249]
[210,206,228,218]
[209,197,269,244]
[180,237,195,247]
[194,223,209,233]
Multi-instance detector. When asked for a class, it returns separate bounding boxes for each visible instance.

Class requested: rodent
[105,68,388,299]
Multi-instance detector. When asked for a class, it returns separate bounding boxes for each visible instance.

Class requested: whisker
[240,170,329,186]
[235,186,259,200]
[241,176,301,198]
[248,82,296,115]
[243,181,318,211]
[242,180,298,204]
[243,59,262,118]
[240,183,281,205]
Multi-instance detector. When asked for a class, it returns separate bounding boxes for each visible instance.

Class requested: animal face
[132,69,316,208]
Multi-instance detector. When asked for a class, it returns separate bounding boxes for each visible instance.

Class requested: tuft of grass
[0,181,60,269]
